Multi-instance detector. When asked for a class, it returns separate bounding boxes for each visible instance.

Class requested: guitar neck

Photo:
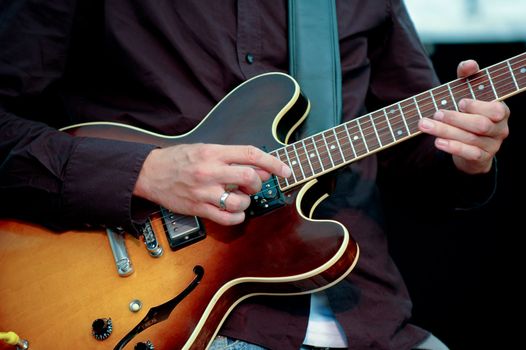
[273,52,526,190]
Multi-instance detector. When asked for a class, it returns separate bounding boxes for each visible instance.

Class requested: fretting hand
[418,60,510,174]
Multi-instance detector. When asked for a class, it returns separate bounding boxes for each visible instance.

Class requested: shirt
[0,1,495,349]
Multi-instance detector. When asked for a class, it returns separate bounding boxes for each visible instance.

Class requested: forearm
[0,111,156,231]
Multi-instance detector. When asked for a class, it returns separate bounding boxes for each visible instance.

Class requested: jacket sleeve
[0,1,156,232]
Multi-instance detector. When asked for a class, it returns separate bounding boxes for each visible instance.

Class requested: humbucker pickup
[160,207,205,250]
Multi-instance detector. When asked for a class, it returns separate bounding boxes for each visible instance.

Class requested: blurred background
[387,1,525,348]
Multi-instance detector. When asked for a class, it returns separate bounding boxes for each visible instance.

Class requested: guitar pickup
[160,207,205,250]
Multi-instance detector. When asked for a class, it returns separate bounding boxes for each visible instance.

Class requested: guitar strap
[288,0,342,138]
[288,2,349,348]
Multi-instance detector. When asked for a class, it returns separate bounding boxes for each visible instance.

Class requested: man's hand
[418,60,510,174]
[133,143,291,225]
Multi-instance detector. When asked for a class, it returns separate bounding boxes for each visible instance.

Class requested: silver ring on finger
[219,191,231,211]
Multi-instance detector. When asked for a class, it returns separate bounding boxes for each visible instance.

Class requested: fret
[510,55,526,89]
[343,122,358,159]
[287,145,304,182]
[321,132,336,167]
[270,150,287,189]
[275,148,291,187]
[469,70,497,101]
[489,62,518,98]
[397,104,411,134]
[358,115,380,151]
[331,128,346,162]
[345,121,367,157]
[356,117,369,153]
[384,105,408,141]
[372,110,394,145]
[431,84,456,112]
[292,143,307,179]
[283,146,299,183]
[415,92,436,119]
[413,97,423,119]
[449,78,472,108]
[369,114,383,147]
[300,139,315,177]
[399,99,419,134]
[304,137,324,174]
[507,60,519,90]
[466,78,476,99]
[381,109,396,142]
[335,125,354,161]
[429,88,439,111]
[446,84,458,111]
[487,69,499,99]
[313,134,333,170]
[330,128,345,164]
[323,129,344,165]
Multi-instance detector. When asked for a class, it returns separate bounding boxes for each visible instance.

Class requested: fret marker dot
[521,67,526,74]
[478,84,485,90]
[397,130,403,136]
[292,160,297,165]
[330,145,336,150]
[353,136,359,141]
[310,153,315,158]
[441,99,447,106]
[390,109,395,114]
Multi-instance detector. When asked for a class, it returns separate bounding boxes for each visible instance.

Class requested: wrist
[452,155,493,175]
[133,148,160,200]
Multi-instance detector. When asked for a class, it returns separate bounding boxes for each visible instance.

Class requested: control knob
[91,318,113,340]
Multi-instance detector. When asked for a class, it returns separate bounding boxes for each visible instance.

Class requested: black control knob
[135,340,154,350]
[91,318,113,340]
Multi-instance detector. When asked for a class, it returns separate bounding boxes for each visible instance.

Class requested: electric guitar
[1,52,525,350]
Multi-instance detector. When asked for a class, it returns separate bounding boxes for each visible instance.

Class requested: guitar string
[239,56,525,197]
[290,55,526,165]
[305,54,526,155]
[276,81,519,185]
[303,68,519,167]
[131,56,526,228]
[278,56,526,182]
[280,75,513,183]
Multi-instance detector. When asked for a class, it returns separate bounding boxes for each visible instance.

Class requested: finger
[434,138,492,164]
[197,203,246,226]
[432,109,499,138]
[254,168,272,181]
[214,189,251,213]
[216,165,263,194]
[218,145,292,178]
[458,99,510,124]
[419,117,494,151]
[192,163,262,194]
[457,59,480,78]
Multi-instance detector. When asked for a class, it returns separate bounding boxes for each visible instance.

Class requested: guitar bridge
[247,175,285,216]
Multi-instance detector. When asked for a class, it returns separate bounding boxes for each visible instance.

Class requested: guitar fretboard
[272,52,526,190]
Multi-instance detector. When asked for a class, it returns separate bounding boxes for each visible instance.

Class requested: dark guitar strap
[288,2,349,348]
[288,0,342,138]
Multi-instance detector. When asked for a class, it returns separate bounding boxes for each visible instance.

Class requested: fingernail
[434,111,444,121]
[282,165,292,178]
[458,99,467,111]
[436,138,448,147]
[420,118,434,130]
